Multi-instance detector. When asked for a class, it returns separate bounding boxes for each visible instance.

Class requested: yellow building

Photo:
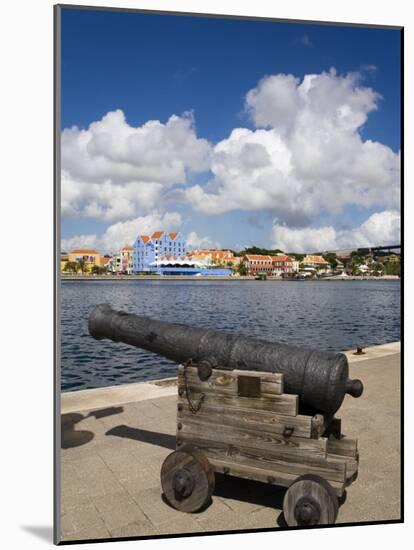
[66,249,101,273]
[60,253,69,272]
[189,249,239,267]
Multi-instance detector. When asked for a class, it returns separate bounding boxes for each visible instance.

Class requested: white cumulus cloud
[61,211,182,254]
[61,110,211,220]
[186,231,222,250]
[271,210,400,253]
[60,233,99,252]
[185,69,400,225]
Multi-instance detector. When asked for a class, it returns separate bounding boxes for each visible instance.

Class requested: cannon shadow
[61,406,124,449]
[105,424,176,450]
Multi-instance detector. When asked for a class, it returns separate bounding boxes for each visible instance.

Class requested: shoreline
[61,274,400,282]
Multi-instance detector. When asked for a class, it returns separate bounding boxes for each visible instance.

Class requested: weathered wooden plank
[327,435,358,458]
[176,435,346,485]
[178,401,313,438]
[327,454,358,483]
[178,366,283,395]
[178,389,298,416]
[178,415,327,460]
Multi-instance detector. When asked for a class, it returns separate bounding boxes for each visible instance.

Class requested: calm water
[60,280,400,391]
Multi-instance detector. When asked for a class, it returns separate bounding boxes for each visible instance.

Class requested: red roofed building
[271,254,296,276]
[242,255,274,276]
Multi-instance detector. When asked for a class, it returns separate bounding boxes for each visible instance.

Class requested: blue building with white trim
[133,231,187,273]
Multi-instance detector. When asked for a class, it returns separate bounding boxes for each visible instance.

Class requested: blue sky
[60,7,401,253]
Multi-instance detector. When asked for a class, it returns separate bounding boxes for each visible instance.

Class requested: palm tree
[77,259,87,274]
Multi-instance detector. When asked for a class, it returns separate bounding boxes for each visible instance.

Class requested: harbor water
[60,279,400,391]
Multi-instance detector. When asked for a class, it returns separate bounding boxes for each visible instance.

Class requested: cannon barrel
[88,304,363,416]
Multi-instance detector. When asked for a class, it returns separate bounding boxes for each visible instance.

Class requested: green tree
[63,261,78,273]
[383,261,400,276]
[323,252,338,269]
[237,262,247,276]
[290,253,305,262]
[372,262,384,276]
[91,265,104,275]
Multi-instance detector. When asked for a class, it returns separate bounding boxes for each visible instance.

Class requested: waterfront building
[133,231,186,272]
[107,247,133,274]
[189,249,237,267]
[243,255,274,276]
[120,246,133,274]
[100,257,110,270]
[271,254,296,276]
[303,255,330,273]
[68,249,101,272]
[188,251,213,266]
[60,253,69,272]
[107,255,120,273]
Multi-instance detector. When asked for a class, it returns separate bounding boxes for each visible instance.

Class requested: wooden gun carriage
[88,304,362,527]
[161,363,359,526]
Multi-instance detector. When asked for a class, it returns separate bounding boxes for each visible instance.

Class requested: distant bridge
[369,245,401,253]
[322,245,401,256]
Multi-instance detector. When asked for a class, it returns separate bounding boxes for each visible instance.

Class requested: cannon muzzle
[89,304,363,416]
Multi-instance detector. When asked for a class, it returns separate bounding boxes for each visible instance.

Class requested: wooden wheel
[283,474,339,526]
[161,446,215,512]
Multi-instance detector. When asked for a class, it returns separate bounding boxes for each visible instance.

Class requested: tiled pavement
[60,343,401,542]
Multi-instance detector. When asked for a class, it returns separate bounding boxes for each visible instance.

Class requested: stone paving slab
[59,344,401,542]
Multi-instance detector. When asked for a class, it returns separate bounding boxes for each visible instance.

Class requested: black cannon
[88,304,362,417]
[89,303,364,525]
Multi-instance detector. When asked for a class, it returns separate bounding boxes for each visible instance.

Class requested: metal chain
[183,359,205,414]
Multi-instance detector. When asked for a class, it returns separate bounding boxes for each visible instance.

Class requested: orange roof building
[70,249,99,255]
[303,255,329,266]
[189,249,236,265]
[242,255,274,275]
